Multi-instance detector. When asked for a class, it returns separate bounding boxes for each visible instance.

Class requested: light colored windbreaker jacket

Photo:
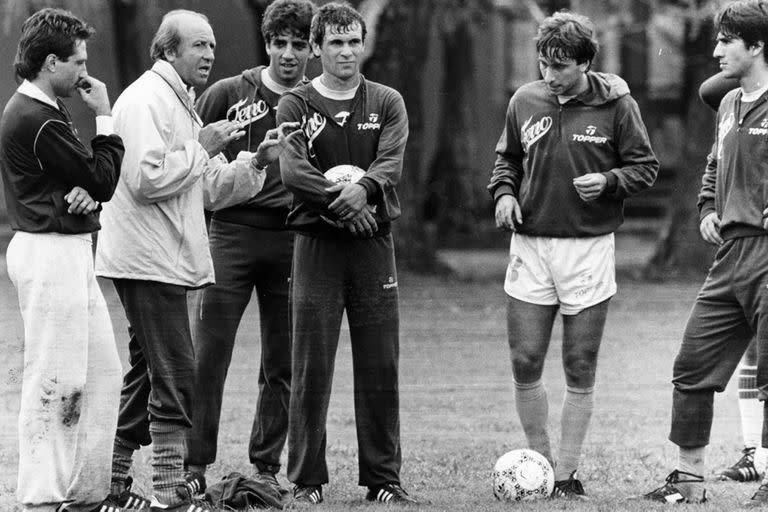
[95,60,265,287]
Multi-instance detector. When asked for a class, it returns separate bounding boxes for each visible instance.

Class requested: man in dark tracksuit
[276,2,417,505]
[185,0,315,495]
[643,0,768,505]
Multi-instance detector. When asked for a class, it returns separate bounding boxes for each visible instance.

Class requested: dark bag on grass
[204,471,284,510]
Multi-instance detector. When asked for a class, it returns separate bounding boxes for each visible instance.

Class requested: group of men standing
[6,0,768,510]
[1,1,412,511]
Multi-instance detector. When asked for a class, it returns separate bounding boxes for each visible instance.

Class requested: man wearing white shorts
[489,11,658,499]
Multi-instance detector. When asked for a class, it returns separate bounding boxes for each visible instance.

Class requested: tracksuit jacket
[697,87,768,240]
[196,66,296,229]
[0,91,123,233]
[489,71,659,237]
[276,76,408,237]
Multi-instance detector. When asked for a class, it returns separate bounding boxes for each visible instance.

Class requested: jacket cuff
[357,176,377,198]
[602,171,618,194]
[699,204,716,222]
[492,184,515,202]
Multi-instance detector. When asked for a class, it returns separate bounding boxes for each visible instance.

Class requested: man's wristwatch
[254,157,269,171]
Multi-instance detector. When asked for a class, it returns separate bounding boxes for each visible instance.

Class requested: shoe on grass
[551,471,587,500]
[717,447,761,482]
[292,485,323,505]
[641,470,707,504]
[184,471,207,498]
[365,483,419,504]
[109,476,151,510]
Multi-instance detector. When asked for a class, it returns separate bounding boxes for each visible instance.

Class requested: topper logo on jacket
[521,115,552,152]
[358,112,381,131]
[227,98,270,125]
[751,118,768,136]
[334,111,351,126]
[302,112,327,158]
[573,125,607,144]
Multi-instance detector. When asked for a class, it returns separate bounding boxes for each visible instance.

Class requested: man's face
[313,22,364,83]
[266,32,311,87]
[167,15,216,89]
[51,39,88,98]
[538,54,588,97]
[713,32,762,80]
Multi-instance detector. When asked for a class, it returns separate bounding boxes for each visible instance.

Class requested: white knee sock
[556,386,594,480]
[514,379,552,465]
[738,364,762,449]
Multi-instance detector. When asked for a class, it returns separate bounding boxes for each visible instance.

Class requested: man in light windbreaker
[489,10,658,499]
[95,9,296,512]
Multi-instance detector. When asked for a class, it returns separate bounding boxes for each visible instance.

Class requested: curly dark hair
[535,11,598,67]
[310,1,366,48]
[262,0,316,44]
[14,8,94,81]
[716,0,768,64]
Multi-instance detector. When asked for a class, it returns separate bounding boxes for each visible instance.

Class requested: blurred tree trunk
[110,0,143,89]
[363,1,441,271]
[645,4,718,279]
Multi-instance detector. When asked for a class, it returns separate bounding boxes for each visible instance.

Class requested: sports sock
[738,364,762,450]
[150,421,187,506]
[677,446,705,501]
[111,436,139,495]
[514,379,552,465]
[556,386,593,480]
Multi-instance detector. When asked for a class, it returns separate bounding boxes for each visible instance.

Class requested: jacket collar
[151,59,197,106]
[18,80,59,110]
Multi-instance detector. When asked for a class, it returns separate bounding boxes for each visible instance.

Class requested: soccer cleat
[641,470,707,504]
[184,471,207,498]
[551,471,587,500]
[743,481,768,507]
[148,496,220,511]
[292,485,323,505]
[84,499,130,512]
[252,471,289,496]
[109,476,151,510]
[717,447,761,482]
[365,483,419,504]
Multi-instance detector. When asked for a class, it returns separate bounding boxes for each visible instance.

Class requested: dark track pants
[287,233,402,487]
[186,220,293,472]
[670,236,768,448]
[113,280,195,446]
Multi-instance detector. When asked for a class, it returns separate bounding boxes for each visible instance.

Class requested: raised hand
[199,119,246,156]
[252,121,302,167]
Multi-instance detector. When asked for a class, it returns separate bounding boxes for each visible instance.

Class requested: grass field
[0,242,760,511]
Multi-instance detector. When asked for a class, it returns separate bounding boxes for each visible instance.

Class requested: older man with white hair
[95,9,297,512]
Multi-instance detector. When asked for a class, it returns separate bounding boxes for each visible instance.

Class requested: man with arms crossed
[186,0,315,496]
[0,8,126,512]
[95,9,294,512]
[276,2,417,505]
[643,0,768,504]
[490,11,658,499]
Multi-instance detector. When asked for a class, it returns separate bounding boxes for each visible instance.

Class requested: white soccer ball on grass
[492,448,554,501]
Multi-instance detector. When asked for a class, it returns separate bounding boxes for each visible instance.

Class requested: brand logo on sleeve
[717,112,735,160]
[521,115,552,152]
[226,98,270,125]
[572,125,608,144]
[302,112,327,158]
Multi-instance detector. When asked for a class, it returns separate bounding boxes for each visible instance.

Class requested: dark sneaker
[293,485,323,505]
[84,499,130,512]
[253,471,289,496]
[641,470,706,504]
[149,496,220,511]
[184,471,207,498]
[744,481,768,507]
[109,476,151,510]
[551,471,587,500]
[366,483,419,504]
[717,447,761,482]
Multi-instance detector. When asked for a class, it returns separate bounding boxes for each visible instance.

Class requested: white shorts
[504,232,617,315]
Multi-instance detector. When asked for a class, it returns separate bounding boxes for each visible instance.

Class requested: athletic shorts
[504,232,617,315]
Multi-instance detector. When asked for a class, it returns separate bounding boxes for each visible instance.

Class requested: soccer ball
[492,449,554,501]
[324,164,365,184]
